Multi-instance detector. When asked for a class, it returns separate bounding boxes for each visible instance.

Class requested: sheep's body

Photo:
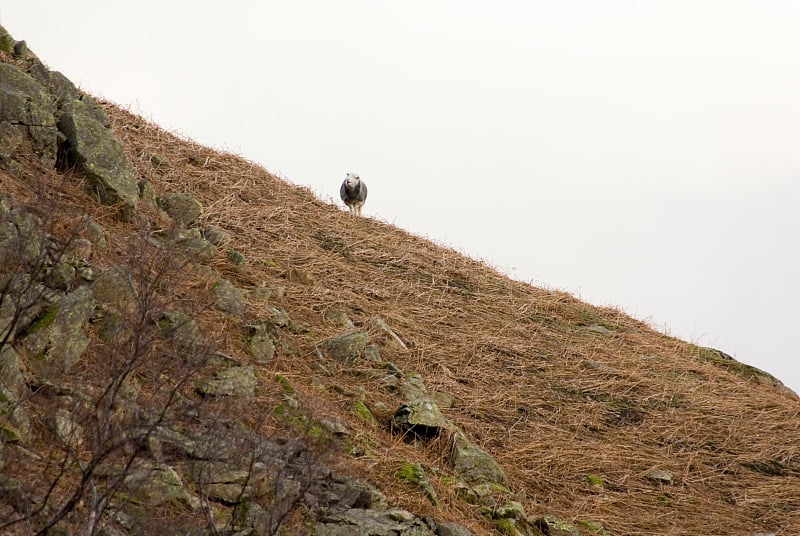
[340,173,368,215]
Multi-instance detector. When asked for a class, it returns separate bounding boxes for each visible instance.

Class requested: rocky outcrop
[57,98,139,219]
[0,25,138,219]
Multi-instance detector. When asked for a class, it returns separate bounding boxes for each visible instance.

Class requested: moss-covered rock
[245,322,275,364]
[157,191,203,225]
[210,277,245,316]
[450,431,505,486]
[57,97,139,219]
[533,515,578,536]
[197,366,256,398]
[0,62,58,168]
[395,462,438,505]
[311,508,435,536]
[0,385,31,442]
[19,286,94,371]
[352,399,376,423]
[92,265,138,316]
[322,330,369,363]
[116,462,199,510]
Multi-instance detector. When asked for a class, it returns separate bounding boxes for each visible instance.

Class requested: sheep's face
[345,173,360,189]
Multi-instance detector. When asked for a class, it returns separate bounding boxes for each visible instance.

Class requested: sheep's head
[345,173,360,189]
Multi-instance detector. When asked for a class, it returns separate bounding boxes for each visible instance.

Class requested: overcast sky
[4,2,799,394]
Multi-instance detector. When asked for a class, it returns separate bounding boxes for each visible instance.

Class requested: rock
[57,98,139,219]
[117,462,199,510]
[19,286,94,371]
[363,344,382,362]
[200,225,231,247]
[436,523,474,536]
[157,310,204,353]
[0,474,34,515]
[0,345,26,395]
[49,408,84,449]
[395,462,438,505]
[0,205,43,265]
[431,391,455,409]
[352,399,376,423]
[197,366,256,398]
[534,515,579,536]
[287,266,316,285]
[245,323,275,364]
[0,120,23,160]
[0,63,58,168]
[92,266,138,316]
[373,316,408,350]
[227,250,245,266]
[450,431,505,486]
[263,304,291,328]
[157,191,203,225]
[182,461,264,503]
[210,278,245,316]
[645,469,673,485]
[391,373,450,439]
[312,508,435,536]
[324,308,354,328]
[171,227,216,261]
[322,330,369,363]
[392,398,448,439]
[149,152,171,171]
[83,218,107,249]
[0,385,31,442]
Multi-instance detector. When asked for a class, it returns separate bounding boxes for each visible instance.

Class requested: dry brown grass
[3,94,799,535]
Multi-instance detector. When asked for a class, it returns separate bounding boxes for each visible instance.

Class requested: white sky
[3,2,799,394]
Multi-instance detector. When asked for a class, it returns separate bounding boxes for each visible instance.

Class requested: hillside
[1,25,799,536]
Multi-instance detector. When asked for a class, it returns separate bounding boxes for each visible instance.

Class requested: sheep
[340,173,368,215]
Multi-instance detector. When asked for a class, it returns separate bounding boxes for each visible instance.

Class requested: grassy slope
[2,97,799,535]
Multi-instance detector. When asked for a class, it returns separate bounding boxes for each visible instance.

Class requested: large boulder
[18,286,94,372]
[57,98,138,219]
[0,62,58,169]
[311,508,435,536]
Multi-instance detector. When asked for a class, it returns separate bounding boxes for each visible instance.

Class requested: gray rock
[0,345,26,395]
[450,431,505,486]
[49,408,84,449]
[197,366,256,398]
[172,227,216,261]
[116,462,199,510]
[0,120,23,160]
[645,469,673,485]
[19,286,94,371]
[391,373,450,438]
[436,523,474,536]
[157,191,203,225]
[264,304,291,328]
[182,460,263,503]
[83,217,107,249]
[392,398,448,439]
[91,266,138,316]
[324,308,354,328]
[0,385,31,442]
[312,508,435,536]
[534,515,579,536]
[246,323,275,364]
[0,63,58,168]
[201,225,231,247]
[322,330,369,363]
[157,310,204,353]
[57,98,139,219]
[210,278,245,316]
